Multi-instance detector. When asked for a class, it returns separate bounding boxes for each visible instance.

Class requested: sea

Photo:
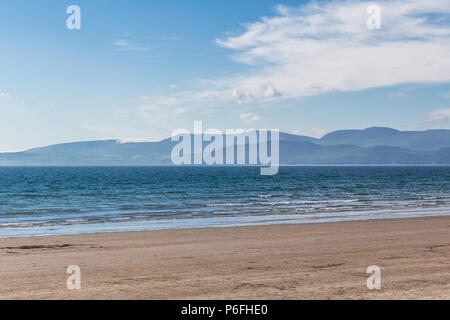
[0,166,449,238]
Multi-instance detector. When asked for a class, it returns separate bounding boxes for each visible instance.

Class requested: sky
[0,0,449,152]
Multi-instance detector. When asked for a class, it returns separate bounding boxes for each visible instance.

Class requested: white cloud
[138,0,450,118]
[388,92,406,99]
[215,0,450,102]
[426,109,450,123]
[232,82,281,104]
[0,92,10,97]
[233,89,254,104]
[240,112,261,124]
[291,128,327,138]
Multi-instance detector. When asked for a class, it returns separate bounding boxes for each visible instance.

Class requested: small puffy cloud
[240,112,261,124]
[260,82,281,99]
[426,109,450,124]
[0,92,10,97]
[388,92,406,99]
[291,128,327,138]
[232,82,281,104]
[233,89,254,104]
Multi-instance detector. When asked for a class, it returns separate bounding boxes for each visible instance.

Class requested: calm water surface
[0,166,449,237]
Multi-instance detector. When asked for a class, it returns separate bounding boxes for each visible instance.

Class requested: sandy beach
[0,216,449,300]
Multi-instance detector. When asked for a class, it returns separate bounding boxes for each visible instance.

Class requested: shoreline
[1,216,449,299]
[2,212,450,240]
[3,206,450,239]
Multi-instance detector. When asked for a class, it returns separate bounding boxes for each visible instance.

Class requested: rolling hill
[0,128,449,165]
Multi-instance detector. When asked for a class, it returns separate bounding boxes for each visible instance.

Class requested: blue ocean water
[0,166,449,238]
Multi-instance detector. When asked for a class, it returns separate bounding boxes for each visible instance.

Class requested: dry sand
[0,216,449,300]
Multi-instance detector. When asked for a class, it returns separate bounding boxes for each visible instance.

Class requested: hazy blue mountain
[279,132,318,143]
[319,127,450,151]
[0,128,449,165]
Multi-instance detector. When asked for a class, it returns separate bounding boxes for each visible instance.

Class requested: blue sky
[0,0,449,151]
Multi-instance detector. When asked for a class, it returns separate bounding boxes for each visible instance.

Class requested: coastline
[1,216,449,299]
[3,206,450,239]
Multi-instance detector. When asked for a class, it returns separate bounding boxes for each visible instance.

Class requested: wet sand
[0,216,449,299]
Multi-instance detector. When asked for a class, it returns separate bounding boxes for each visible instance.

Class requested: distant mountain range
[1,127,450,166]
